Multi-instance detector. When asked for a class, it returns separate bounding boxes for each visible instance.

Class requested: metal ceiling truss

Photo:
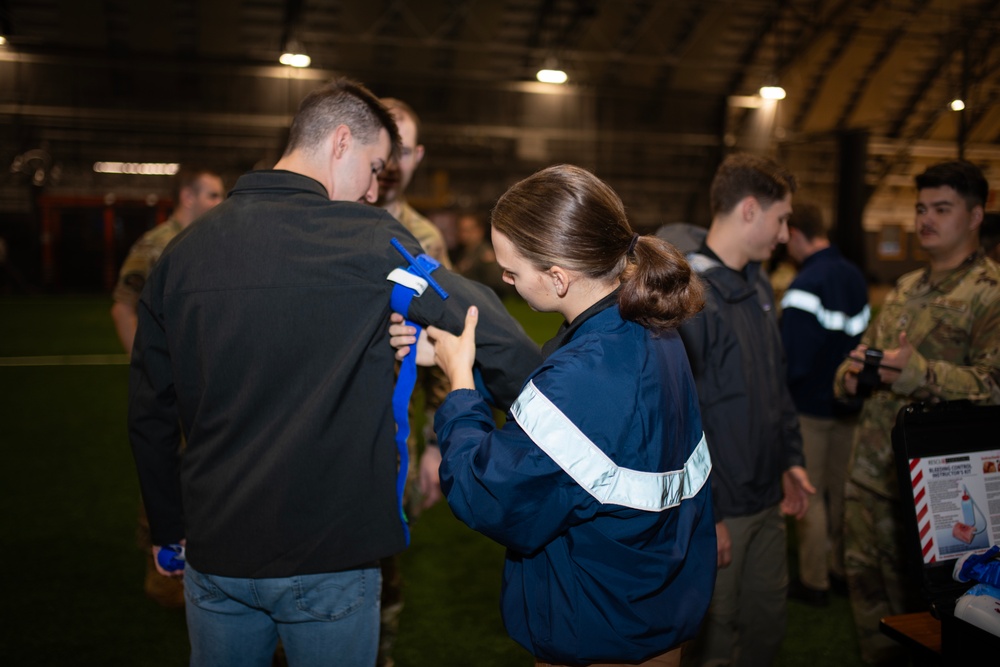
[2,0,1000,228]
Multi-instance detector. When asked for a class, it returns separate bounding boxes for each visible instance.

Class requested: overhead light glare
[729,95,764,109]
[759,85,786,100]
[280,52,311,68]
[93,161,180,175]
[0,35,7,46]
[950,98,966,111]
[536,68,568,85]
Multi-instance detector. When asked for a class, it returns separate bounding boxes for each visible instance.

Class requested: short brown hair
[380,97,421,142]
[915,160,989,210]
[710,153,797,217]
[491,164,703,331]
[788,202,826,241]
[174,167,221,201]
[284,78,400,158]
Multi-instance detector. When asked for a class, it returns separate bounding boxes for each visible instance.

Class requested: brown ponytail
[619,235,704,331]
[492,164,703,332]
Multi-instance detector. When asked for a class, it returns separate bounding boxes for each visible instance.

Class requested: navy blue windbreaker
[434,298,716,664]
[780,245,869,417]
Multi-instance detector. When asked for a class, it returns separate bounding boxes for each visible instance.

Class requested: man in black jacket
[677,153,814,667]
[128,78,540,667]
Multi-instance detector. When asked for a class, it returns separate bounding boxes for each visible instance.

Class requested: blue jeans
[184,562,381,667]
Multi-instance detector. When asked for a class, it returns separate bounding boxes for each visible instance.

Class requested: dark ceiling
[2,0,1000,228]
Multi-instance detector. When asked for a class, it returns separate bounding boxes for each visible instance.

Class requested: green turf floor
[0,296,862,666]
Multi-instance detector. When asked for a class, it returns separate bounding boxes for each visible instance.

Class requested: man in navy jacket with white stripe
[780,202,869,606]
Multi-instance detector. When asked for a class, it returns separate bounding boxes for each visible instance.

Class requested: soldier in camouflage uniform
[834,161,1000,665]
[111,167,224,608]
[375,98,453,667]
[377,99,451,269]
[111,168,224,353]
[393,196,452,270]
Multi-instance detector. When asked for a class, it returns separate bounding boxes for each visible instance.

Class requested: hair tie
[626,233,640,257]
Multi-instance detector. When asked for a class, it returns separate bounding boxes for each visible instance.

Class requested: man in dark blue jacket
[780,203,869,606]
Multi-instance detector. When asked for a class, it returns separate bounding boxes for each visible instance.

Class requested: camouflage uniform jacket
[395,202,452,270]
[112,218,183,307]
[834,252,1000,499]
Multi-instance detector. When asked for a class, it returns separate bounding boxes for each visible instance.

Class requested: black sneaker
[787,578,829,607]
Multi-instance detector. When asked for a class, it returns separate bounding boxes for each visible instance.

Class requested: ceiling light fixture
[93,161,180,175]
[279,37,311,68]
[537,67,568,85]
[0,35,7,46]
[536,55,567,85]
[759,84,786,100]
[758,71,786,101]
[950,98,966,111]
[279,51,311,68]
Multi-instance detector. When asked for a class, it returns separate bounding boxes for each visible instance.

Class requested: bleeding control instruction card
[907,449,1000,563]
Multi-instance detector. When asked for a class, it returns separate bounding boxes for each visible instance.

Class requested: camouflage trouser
[843,480,923,665]
[378,365,451,667]
[378,553,404,667]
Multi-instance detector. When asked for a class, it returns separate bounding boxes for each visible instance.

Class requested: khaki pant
[682,505,788,667]
[795,414,854,590]
[537,645,682,667]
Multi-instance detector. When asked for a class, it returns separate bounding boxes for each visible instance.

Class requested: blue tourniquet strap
[391,238,449,299]
[391,323,418,546]
[389,239,447,545]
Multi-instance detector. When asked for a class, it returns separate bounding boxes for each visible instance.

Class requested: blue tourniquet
[388,238,448,544]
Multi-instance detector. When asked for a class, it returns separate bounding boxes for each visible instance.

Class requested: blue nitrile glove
[156,544,186,572]
[956,545,1000,586]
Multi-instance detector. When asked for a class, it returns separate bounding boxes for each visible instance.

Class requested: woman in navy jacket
[394,164,716,666]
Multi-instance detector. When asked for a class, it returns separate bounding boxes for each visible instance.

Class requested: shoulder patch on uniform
[123,273,146,293]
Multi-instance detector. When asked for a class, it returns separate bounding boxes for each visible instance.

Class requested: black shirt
[129,170,541,577]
